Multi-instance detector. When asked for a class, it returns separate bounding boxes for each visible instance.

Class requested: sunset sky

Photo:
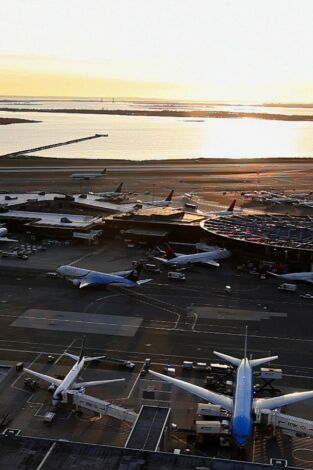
[1,0,312,102]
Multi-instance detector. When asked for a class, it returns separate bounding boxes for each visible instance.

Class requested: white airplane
[91,182,125,200]
[197,200,237,217]
[268,271,313,284]
[0,225,17,242]
[24,338,124,406]
[149,333,313,446]
[264,196,297,205]
[142,190,174,208]
[71,168,107,180]
[154,244,231,267]
[56,262,152,288]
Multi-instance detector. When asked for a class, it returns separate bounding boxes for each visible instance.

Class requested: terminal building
[201,214,313,268]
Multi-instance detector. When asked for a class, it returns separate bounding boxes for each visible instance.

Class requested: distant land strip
[1,108,313,121]
[0,117,39,125]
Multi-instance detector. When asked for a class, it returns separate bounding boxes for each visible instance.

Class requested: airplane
[154,244,231,267]
[197,200,237,216]
[149,331,313,446]
[71,169,107,180]
[24,338,124,406]
[268,271,313,285]
[142,190,174,208]
[0,224,17,242]
[56,262,152,288]
[91,182,125,200]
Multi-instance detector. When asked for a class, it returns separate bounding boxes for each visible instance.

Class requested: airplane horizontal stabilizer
[213,351,241,367]
[254,390,313,411]
[267,272,280,278]
[83,355,106,362]
[64,353,80,361]
[153,257,168,264]
[74,378,125,388]
[249,356,278,368]
[203,260,220,267]
[149,370,233,411]
[24,368,62,386]
[136,279,153,285]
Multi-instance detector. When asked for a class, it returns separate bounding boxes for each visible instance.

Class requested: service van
[277,283,297,292]
[168,271,186,281]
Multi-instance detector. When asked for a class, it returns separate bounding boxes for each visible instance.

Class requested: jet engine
[72,279,81,287]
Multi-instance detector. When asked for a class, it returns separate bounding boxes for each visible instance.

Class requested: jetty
[1,134,108,158]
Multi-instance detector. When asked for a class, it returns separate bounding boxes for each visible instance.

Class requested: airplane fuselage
[232,359,254,446]
[52,359,85,405]
[166,249,230,266]
[56,265,139,287]
[274,272,313,283]
[0,227,8,237]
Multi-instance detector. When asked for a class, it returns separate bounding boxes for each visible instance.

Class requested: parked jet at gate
[142,190,174,207]
[154,244,231,267]
[149,333,313,446]
[24,338,124,406]
[56,263,152,288]
[0,224,17,242]
[91,182,125,200]
[268,271,313,284]
[197,200,237,217]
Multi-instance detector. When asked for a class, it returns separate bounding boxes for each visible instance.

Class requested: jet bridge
[63,390,138,423]
[256,409,313,438]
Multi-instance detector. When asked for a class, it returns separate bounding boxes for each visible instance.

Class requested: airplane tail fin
[249,356,278,368]
[164,244,177,260]
[79,336,86,362]
[127,262,144,281]
[165,190,174,202]
[102,168,107,174]
[227,199,236,212]
[213,351,241,367]
[115,182,123,193]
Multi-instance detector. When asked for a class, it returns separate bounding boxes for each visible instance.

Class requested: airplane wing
[254,390,313,411]
[111,270,132,277]
[149,370,233,411]
[24,368,62,386]
[73,378,125,388]
[0,237,18,242]
[79,280,92,288]
[201,260,220,267]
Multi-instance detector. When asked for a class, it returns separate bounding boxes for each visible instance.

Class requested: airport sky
[0,0,312,102]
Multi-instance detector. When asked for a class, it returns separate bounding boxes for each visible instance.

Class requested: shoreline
[0,117,39,125]
[1,107,313,122]
[1,155,313,167]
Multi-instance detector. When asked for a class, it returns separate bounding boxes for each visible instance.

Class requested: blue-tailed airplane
[149,332,313,446]
[56,262,152,288]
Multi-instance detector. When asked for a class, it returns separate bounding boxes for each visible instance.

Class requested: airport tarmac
[1,241,313,466]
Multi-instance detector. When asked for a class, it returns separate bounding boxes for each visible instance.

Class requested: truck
[44,411,56,424]
[277,283,297,292]
[168,271,186,281]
